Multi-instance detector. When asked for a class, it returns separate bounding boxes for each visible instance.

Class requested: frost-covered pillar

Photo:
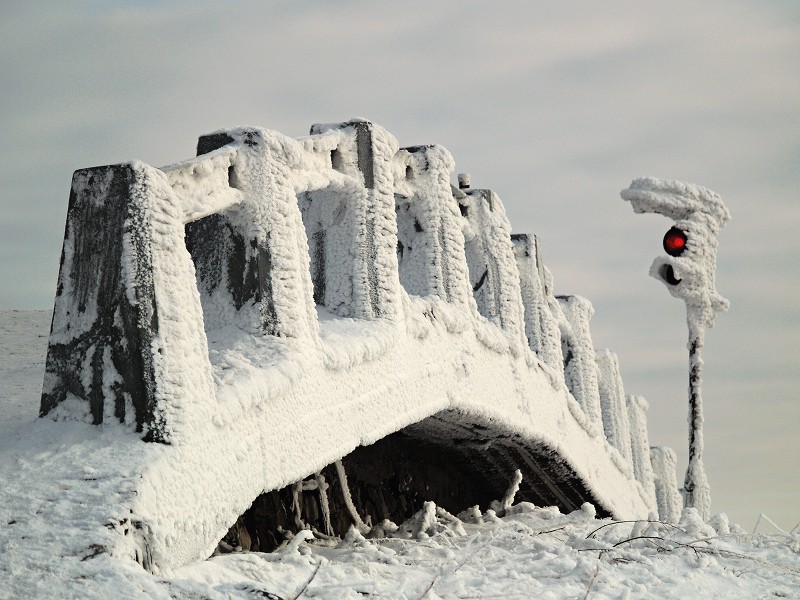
[393,145,472,308]
[458,187,526,345]
[511,234,563,373]
[556,295,603,428]
[626,394,656,505]
[186,128,319,341]
[309,120,403,321]
[41,162,214,443]
[650,446,683,523]
[595,349,633,463]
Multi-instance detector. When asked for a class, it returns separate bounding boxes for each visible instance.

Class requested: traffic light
[621,177,730,329]
[663,226,687,257]
[660,226,687,285]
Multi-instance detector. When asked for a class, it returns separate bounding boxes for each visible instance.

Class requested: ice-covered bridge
[41,119,679,571]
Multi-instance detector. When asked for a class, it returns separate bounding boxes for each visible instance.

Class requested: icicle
[315,471,334,537]
[292,481,308,531]
[334,460,369,533]
[490,469,522,515]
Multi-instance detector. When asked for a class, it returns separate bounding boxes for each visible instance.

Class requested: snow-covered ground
[1,310,798,598]
[0,310,49,439]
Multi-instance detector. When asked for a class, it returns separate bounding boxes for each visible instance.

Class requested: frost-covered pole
[621,177,730,520]
[684,312,709,515]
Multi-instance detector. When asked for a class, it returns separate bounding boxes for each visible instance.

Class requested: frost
[650,446,683,523]
[595,349,633,465]
[557,295,603,432]
[626,394,657,507]
[490,468,523,515]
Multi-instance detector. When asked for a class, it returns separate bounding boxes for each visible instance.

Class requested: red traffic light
[663,226,687,256]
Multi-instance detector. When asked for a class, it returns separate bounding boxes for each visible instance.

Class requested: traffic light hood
[621,177,730,232]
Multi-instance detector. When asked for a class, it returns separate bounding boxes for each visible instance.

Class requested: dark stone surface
[305,120,383,318]
[187,130,280,333]
[354,121,374,190]
[41,164,163,441]
[311,230,326,305]
[404,412,609,517]
[186,214,256,310]
[197,132,235,157]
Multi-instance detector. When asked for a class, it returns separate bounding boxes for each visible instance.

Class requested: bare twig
[582,565,599,599]
[579,531,800,577]
[692,547,800,576]
[420,532,493,599]
[613,535,670,548]
[586,520,685,539]
[538,526,567,535]
[291,561,322,600]
[753,513,792,536]
[418,573,439,600]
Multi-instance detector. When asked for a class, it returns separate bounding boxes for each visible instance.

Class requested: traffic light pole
[684,319,710,515]
[621,177,730,522]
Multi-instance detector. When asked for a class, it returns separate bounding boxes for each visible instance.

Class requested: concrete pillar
[308,120,403,321]
[458,187,526,345]
[626,394,657,505]
[557,295,603,428]
[650,446,683,523]
[512,234,564,373]
[186,128,319,341]
[595,349,633,463]
[42,162,213,443]
[394,144,472,308]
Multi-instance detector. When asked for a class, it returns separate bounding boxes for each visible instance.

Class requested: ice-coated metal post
[621,177,730,520]
[684,320,709,515]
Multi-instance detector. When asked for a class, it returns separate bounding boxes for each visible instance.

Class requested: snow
[0,310,49,439]
[0,382,797,599]
[161,144,243,223]
[626,394,657,506]
[557,295,604,433]
[595,349,633,465]
[512,234,564,377]
[2,322,798,599]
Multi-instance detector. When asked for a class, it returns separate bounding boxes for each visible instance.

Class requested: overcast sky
[1,1,797,530]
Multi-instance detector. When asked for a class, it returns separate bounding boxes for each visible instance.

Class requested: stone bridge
[39,119,680,572]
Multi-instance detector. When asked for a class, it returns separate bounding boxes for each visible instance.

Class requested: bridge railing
[41,118,667,516]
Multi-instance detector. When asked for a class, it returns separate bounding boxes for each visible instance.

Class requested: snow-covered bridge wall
[41,119,668,571]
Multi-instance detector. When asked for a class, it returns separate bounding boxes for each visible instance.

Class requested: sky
[0,1,797,530]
